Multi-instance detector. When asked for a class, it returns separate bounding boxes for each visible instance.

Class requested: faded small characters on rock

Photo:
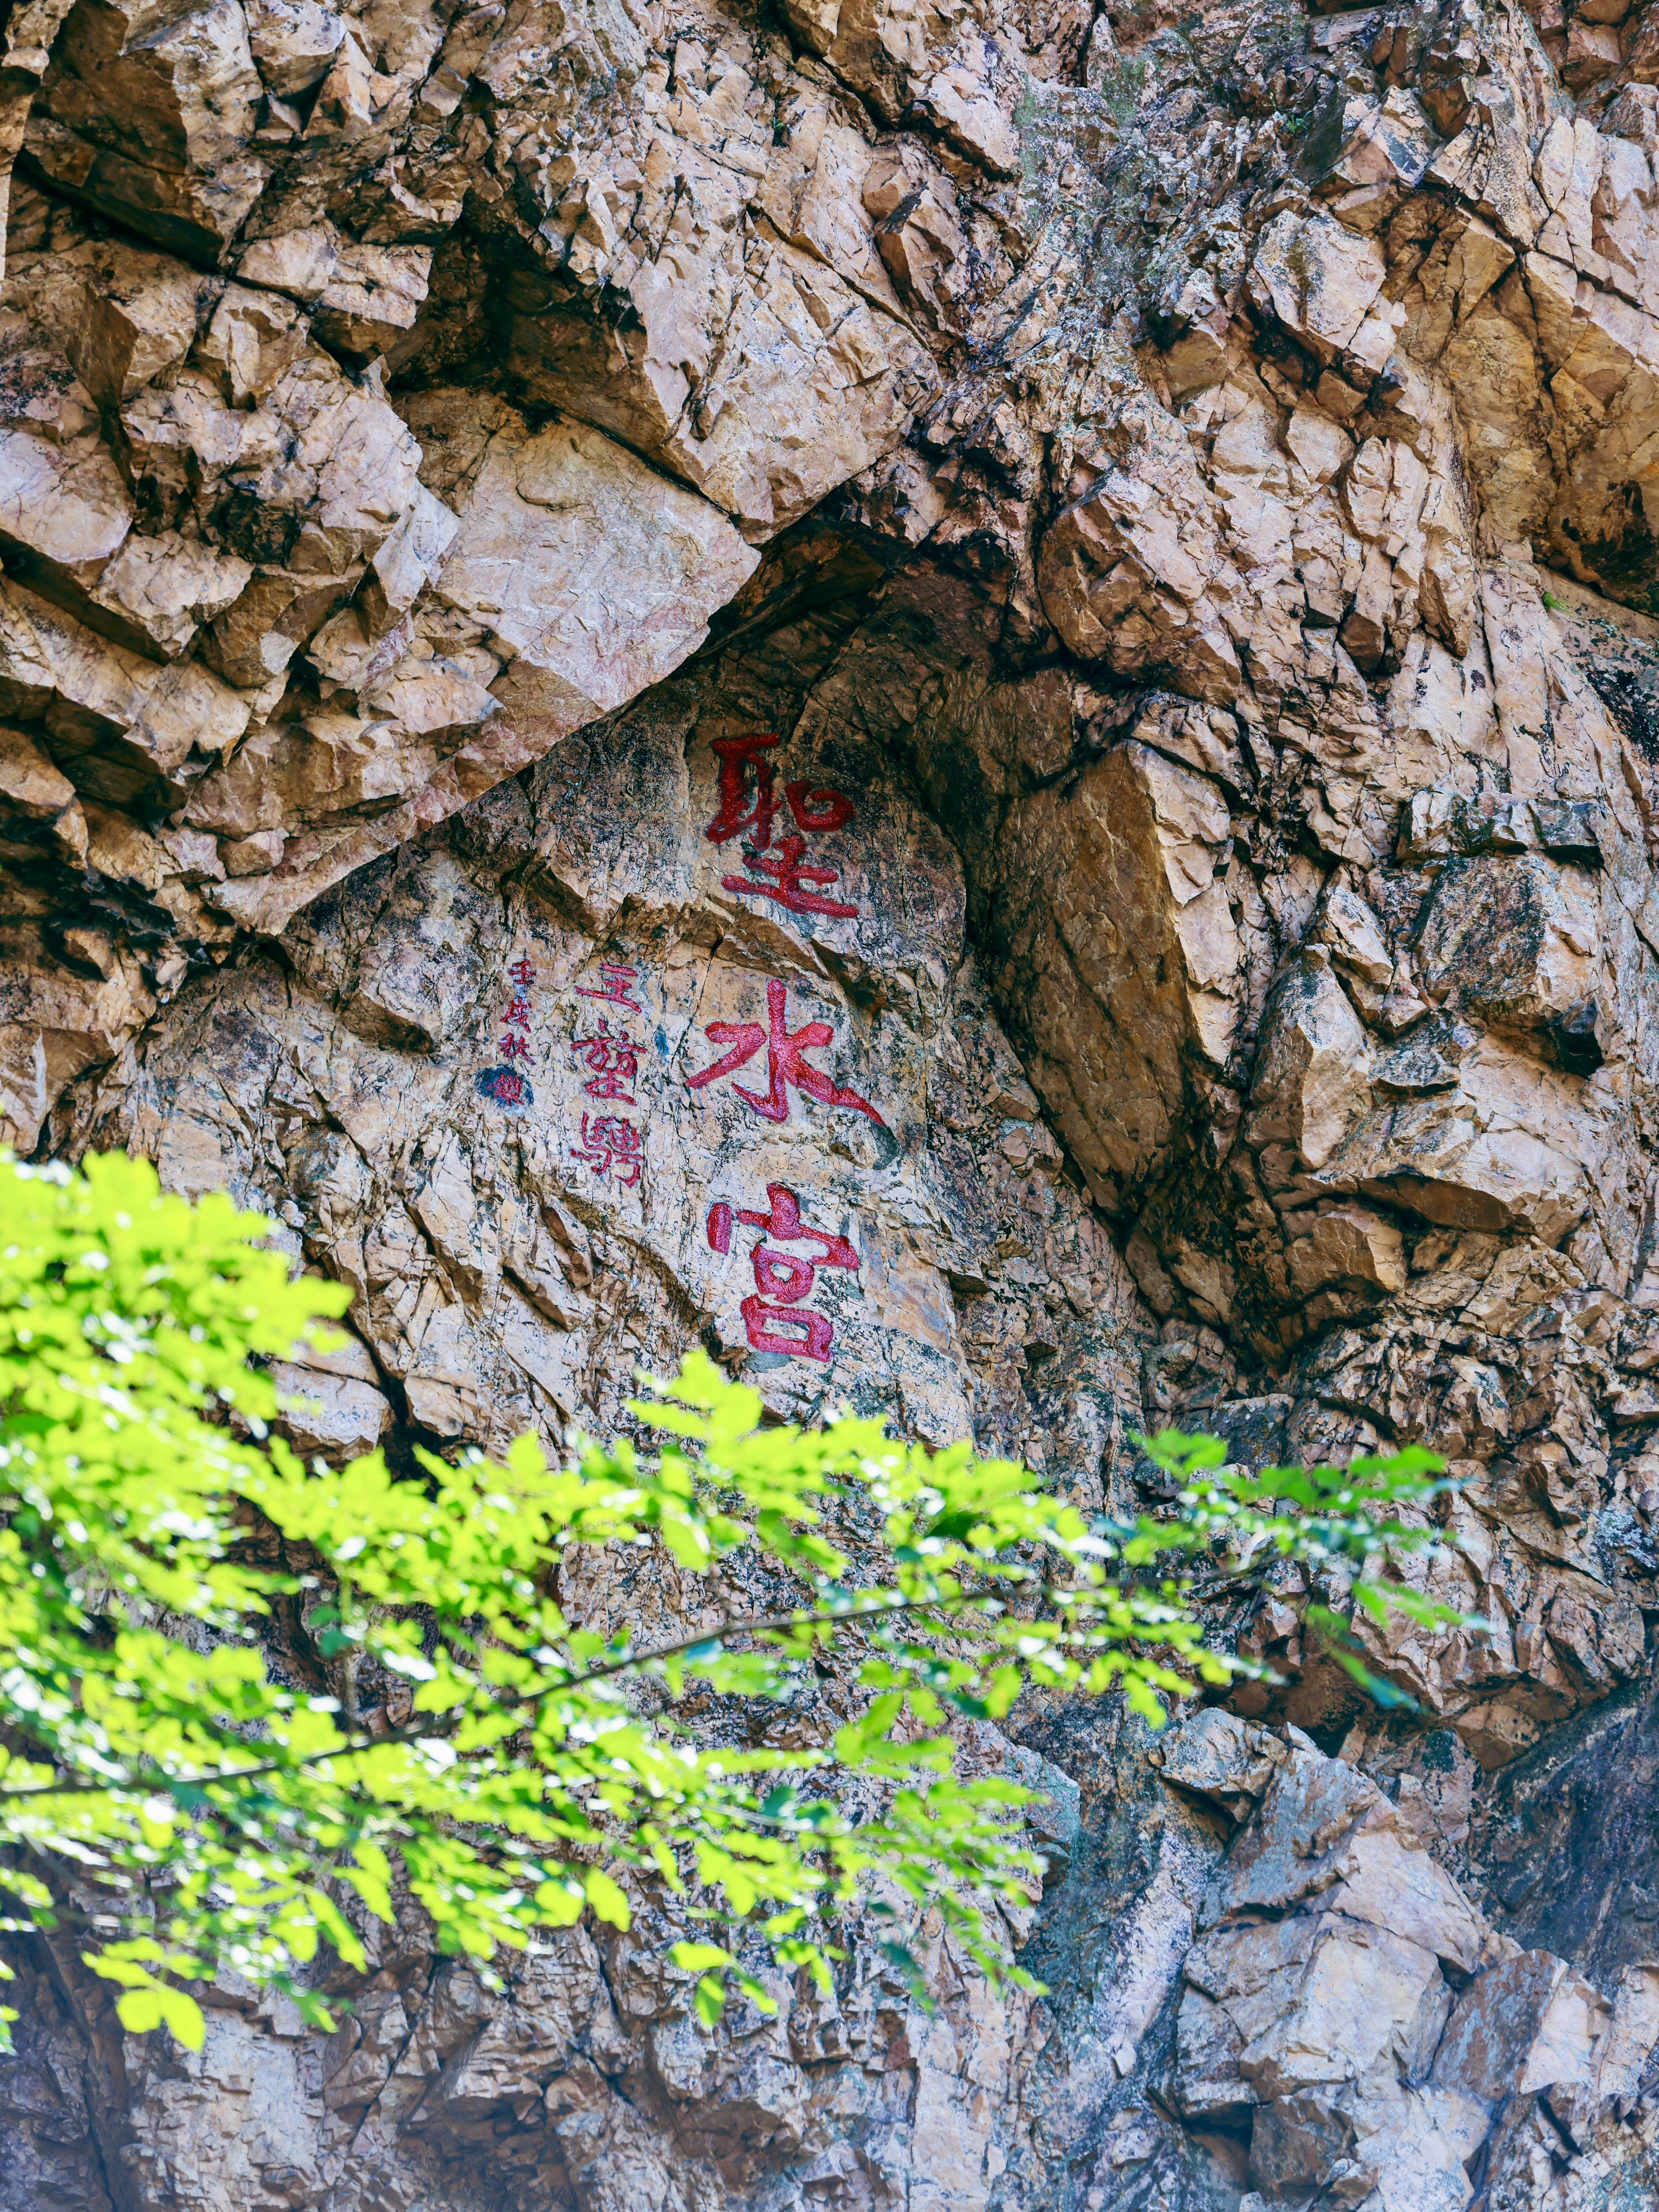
[479,955,537,1113]
[475,1065,534,1112]
[569,958,648,1187]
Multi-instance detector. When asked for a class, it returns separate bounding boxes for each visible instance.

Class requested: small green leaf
[670,1941,734,1973]
[115,1985,205,2049]
[583,1868,631,1930]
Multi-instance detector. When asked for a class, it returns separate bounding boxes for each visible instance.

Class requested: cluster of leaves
[0,1152,1470,2051]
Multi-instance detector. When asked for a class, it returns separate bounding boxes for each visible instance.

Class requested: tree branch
[0,1569,1187,1808]
[0,1585,998,1803]
[5,1518,1337,1818]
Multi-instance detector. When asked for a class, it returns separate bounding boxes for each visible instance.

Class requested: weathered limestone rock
[85,661,1148,1465]
[1167,1723,1659,2209]
[12,0,1659,2202]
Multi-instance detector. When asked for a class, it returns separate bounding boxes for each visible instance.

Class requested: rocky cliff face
[9,0,1659,2203]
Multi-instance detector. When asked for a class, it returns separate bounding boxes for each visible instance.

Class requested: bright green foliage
[0,1152,1469,2051]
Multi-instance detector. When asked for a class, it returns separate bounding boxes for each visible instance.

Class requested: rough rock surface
[15,0,1659,2203]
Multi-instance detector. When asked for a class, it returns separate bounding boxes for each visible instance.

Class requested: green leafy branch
[0,1152,1475,2050]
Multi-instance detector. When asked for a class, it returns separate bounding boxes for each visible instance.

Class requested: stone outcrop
[1162,1711,1659,2210]
[15,0,1659,2203]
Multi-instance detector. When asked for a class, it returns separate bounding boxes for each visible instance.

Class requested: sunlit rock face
[13,0,1659,2200]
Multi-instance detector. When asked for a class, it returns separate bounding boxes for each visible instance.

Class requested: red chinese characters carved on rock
[705,732,858,919]
[575,960,644,1014]
[570,961,645,1185]
[729,833,858,920]
[572,1113,644,1188]
[687,976,883,1126]
[478,953,538,1110]
[707,1183,858,1363]
[571,1016,638,1105]
[498,955,534,1060]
